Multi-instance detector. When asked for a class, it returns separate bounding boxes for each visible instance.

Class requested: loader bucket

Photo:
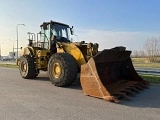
[80,47,149,103]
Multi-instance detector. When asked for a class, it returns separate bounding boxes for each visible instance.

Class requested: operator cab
[39,21,74,50]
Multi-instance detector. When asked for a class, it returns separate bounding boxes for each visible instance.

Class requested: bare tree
[132,50,139,58]
[139,50,146,58]
[143,37,160,62]
[132,50,145,58]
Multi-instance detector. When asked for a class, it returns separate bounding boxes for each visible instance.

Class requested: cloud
[75,29,159,51]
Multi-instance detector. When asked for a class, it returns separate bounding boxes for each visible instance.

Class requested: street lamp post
[0,43,4,59]
[16,24,25,58]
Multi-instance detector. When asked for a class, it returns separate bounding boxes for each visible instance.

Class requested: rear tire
[48,53,78,87]
[19,55,38,79]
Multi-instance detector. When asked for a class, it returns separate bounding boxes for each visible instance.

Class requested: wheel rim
[21,61,27,72]
[52,62,61,78]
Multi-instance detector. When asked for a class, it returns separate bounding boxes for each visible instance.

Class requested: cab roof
[40,20,69,27]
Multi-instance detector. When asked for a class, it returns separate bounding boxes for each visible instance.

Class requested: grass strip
[133,63,160,68]
[139,74,160,84]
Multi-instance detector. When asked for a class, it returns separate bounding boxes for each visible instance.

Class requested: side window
[45,25,50,41]
[40,28,45,42]
[40,25,50,49]
[62,29,67,38]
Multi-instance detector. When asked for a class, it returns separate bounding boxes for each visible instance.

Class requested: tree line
[132,36,160,62]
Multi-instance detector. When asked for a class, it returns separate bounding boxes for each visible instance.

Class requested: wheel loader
[17,20,149,103]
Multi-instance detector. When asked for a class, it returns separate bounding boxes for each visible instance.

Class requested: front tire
[19,55,38,79]
[48,53,78,87]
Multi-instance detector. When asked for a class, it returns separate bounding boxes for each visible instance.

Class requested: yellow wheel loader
[17,21,149,103]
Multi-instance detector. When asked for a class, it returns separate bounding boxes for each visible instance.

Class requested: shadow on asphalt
[30,73,82,90]
[31,77,50,81]
[66,78,82,90]
[26,72,160,108]
[120,85,160,108]
[65,84,82,90]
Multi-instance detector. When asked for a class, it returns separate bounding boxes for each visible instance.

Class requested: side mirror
[43,23,47,30]
[70,26,74,35]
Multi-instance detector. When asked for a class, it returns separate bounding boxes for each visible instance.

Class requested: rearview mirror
[70,26,74,35]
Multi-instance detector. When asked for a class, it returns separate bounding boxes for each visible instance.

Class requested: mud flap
[80,47,149,103]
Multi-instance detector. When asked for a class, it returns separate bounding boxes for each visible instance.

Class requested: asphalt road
[0,67,160,120]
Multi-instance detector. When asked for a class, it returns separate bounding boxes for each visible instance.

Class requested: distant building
[9,52,16,58]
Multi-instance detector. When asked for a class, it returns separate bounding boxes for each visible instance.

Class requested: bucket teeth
[80,48,150,103]
[141,83,149,88]
[112,97,120,103]
[103,96,120,103]
[128,91,136,95]
[138,83,148,89]
[123,89,136,95]
[127,87,140,92]
[144,81,150,85]
[116,92,130,100]
[120,92,130,100]
[134,85,143,90]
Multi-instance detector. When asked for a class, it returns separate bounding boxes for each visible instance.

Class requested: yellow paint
[52,62,62,78]
[60,42,86,67]
[36,49,50,69]
[57,47,65,53]
[16,58,20,65]
[37,50,50,57]
[18,42,88,69]
[21,61,27,72]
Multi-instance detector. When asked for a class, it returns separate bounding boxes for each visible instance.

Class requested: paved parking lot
[0,67,160,120]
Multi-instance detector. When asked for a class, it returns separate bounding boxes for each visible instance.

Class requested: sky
[0,0,160,55]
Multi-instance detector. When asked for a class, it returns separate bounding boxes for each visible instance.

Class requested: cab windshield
[51,24,70,40]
